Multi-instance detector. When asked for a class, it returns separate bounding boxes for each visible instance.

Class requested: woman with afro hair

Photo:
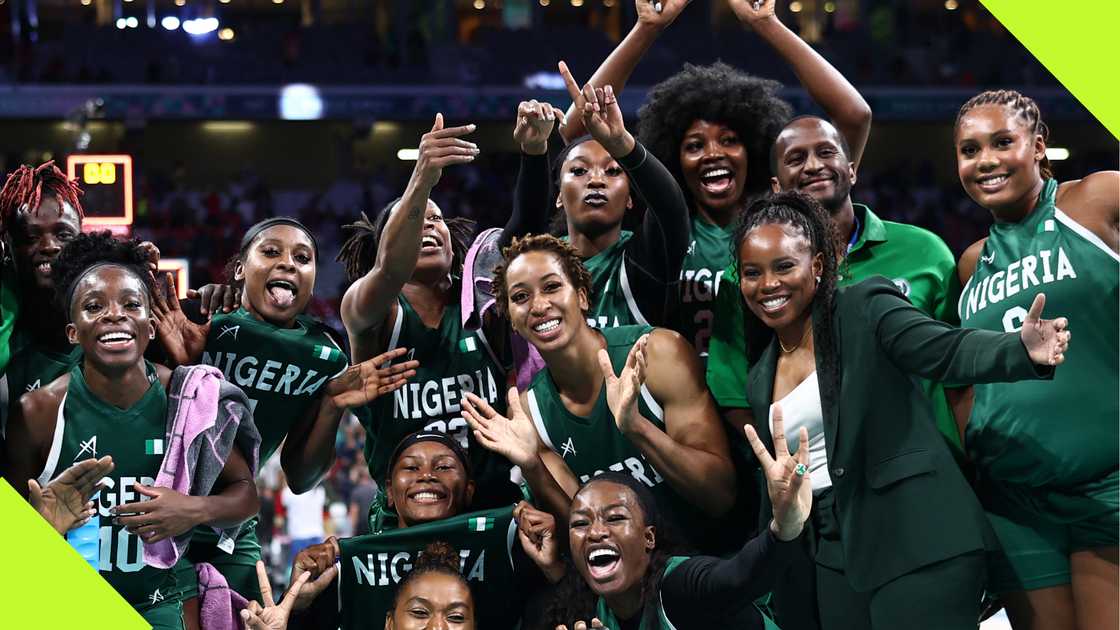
[560,0,870,360]
[4,231,260,629]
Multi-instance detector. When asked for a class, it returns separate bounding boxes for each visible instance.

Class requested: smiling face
[236,225,316,327]
[66,265,153,371]
[557,141,632,237]
[771,118,855,213]
[568,481,655,601]
[385,572,475,630]
[386,441,475,527]
[409,200,455,281]
[955,104,1046,214]
[678,119,749,214]
[737,223,822,333]
[503,250,589,353]
[11,197,82,291]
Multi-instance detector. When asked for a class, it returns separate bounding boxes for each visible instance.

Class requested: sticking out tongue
[702,176,734,195]
[268,286,296,308]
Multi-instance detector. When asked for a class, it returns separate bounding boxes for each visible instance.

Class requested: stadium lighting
[219,0,231,3]
[161,16,181,30]
[1045,148,1070,161]
[80,0,92,6]
[174,0,186,5]
[272,0,284,4]
[126,16,139,28]
[218,27,235,41]
[116,18,127,29]
[183,17,220,35]
[539,0,550,6]
[473,0,485,8]
[944,0,959,9]
[570,0,583,6]
[604,0,615,6]
[279,84,324,120]
[789,1,803,12]
[824,1,836,12]
[397,149,420,161]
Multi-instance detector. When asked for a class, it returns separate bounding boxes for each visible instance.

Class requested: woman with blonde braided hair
[954,89,1118,630]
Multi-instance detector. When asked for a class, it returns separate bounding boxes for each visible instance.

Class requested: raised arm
[340,114,478,362]
[731,0,872,169]
[605,330,736,516]
[558,0,693,143]
[499,101,564,250]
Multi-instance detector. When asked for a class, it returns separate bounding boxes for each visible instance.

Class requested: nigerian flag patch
[145,439,164,455]
[458,337,477,353]
[313,344,342,362]
[466,516,494,532]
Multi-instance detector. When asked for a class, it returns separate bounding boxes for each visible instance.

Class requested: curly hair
[336,197,476,284]
[0,161,84,235]
[51,231,155,317]
[637,62,793,207]
[955,89,1053,180]
[543,473,691,630]
[491,234,593,318]
[731,191,841,396]
[389,541,473,614]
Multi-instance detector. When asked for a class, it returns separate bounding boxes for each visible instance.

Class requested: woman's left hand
[514,501,563,583]
[744,404,812,541]
[727,0,777,26]
[112,485,202,543]
[240,561,310,630]
[559,61,635,158]
[600,334,648,434]
[323,347,420,409]
[1019,293,1071,366]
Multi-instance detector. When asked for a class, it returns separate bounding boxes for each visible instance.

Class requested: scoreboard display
[66,154,133,229]
[158,258,191,299]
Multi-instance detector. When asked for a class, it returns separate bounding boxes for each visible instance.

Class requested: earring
[149,330,156,339]
[815,276,822,284]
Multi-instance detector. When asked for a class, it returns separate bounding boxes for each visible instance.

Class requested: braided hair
[955,89,1053,180]
[388,541,474,619]
[731,191,841,394]
[543,472,691,630]
[336,198,475,284]
[491,234,592,318]
[0,161,85,235]
[637,62,793,207]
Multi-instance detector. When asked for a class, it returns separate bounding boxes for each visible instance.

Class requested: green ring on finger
[794,463,808,477]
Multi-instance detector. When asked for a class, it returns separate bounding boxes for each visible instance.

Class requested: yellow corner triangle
[981,0,1120,139]
[0,479,149,629]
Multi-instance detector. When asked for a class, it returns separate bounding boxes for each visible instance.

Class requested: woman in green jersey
[461,234,736,542]
[954,90,1119,630]
[338,114,528,510]
[734,191,1071,629]
[4,233,260,629]
[538,418,810,630]
[150,216,417,602]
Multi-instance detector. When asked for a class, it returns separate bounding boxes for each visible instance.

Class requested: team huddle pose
[0,1,1115,630]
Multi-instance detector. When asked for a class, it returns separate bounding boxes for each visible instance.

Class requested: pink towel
[196,562,249,630]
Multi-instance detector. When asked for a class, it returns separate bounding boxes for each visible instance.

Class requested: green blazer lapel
[747,338,780,457]
[812,304,842,456]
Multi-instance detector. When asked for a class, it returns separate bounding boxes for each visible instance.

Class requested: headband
[239,217,320,260]
[387,431,473,483]
[64,262,150,320]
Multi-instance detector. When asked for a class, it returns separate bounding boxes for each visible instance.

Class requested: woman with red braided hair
[954,89,1118,629]
[0,162,89,432]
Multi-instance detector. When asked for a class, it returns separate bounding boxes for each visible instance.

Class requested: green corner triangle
[0,480,149,628]
[981,0,1120,139]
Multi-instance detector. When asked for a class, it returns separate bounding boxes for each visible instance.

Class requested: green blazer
[747,276,1050,591]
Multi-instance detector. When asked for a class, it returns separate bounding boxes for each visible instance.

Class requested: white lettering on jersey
[963,247,1077,320]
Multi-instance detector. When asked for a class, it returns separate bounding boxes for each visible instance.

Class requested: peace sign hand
[151,271,210,367]
[240,560,310,630]
[462,388,542,468]
[411,113,479,191]
[598,334,648,434]
[728,0,777,26]
[744,404,811,541]
[1020,293,1071,367]
[323,347,420,409]
[559,61,635,158]
[514,100,564,156]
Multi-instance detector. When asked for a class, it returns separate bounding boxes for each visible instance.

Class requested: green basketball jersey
[706,204,964,455]
[201,307,348,463]
[525,325,705,545]
[674,216,733,359]
[0,263,17,376]
[361,296,510,492]
[38,361,180,612]
[592,556,779,630]
[339,505,519,630]
[4,327,82,404]
[960,179,1119,487]
[569,231,650,329]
